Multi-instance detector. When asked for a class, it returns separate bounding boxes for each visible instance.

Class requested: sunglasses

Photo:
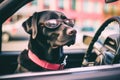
[41,19,75,29]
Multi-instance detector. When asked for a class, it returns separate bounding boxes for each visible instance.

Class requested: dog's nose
[67,28,77,36]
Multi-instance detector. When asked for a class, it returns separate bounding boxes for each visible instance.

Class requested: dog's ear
[22,12,38,39]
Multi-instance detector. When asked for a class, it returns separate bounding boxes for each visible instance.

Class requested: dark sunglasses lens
[64,19,74,27]
[45,20,59,29]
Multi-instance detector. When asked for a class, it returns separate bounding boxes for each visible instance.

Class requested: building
[27,0,105,28]
[6,0,120,29]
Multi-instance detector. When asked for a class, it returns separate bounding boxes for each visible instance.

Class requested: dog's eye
[64,19,74,27]
[45,20,60,29]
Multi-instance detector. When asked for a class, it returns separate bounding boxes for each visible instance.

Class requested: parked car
[0,0,120,80]
[2,18,29,42]
[75,26,96,48]
[80,26,95,32]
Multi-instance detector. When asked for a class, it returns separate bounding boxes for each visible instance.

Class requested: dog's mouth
[51,37,76,49]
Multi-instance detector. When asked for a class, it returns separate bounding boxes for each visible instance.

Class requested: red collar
[28,50,64,70]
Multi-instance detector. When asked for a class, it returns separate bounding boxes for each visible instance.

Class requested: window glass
[83,0,92,13]
[43,0,50,9]
[103,4,117,15]
[71,0,76,10]
[94,2,102,13]
[58,0,64,9]
[104,4,110,13]
[31,0,37,6]
[2,0,119,52]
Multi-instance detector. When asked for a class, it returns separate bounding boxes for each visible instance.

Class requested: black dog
[16,10,77,72]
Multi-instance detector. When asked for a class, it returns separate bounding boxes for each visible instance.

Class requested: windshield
[0,0,120,78]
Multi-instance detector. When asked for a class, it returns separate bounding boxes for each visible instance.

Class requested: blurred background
[2,0,120,51]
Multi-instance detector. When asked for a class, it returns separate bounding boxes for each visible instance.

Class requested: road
[2,40,88,51]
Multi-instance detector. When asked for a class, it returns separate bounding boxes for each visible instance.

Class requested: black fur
[16,10,76,72]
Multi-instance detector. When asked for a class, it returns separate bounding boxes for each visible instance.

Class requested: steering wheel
[82,16,120,67]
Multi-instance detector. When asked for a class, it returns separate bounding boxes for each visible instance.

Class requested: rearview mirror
[105,0,118,3]
[83,35,93,45]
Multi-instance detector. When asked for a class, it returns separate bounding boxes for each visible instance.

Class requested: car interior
[0,0,120,79]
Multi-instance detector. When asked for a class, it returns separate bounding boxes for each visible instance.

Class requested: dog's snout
[67,28,77,36]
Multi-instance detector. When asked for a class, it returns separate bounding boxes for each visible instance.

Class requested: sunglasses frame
[41,19,75,29]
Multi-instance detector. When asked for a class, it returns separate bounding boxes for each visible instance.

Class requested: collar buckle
[61,55,68,66]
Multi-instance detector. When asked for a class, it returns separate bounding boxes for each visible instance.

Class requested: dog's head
[22,10,77,48]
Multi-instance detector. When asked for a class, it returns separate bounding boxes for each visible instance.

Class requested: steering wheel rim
[82,16,120,66]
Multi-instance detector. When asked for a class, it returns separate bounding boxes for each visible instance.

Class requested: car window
[0,0,120,79]
[1,0,119,52]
